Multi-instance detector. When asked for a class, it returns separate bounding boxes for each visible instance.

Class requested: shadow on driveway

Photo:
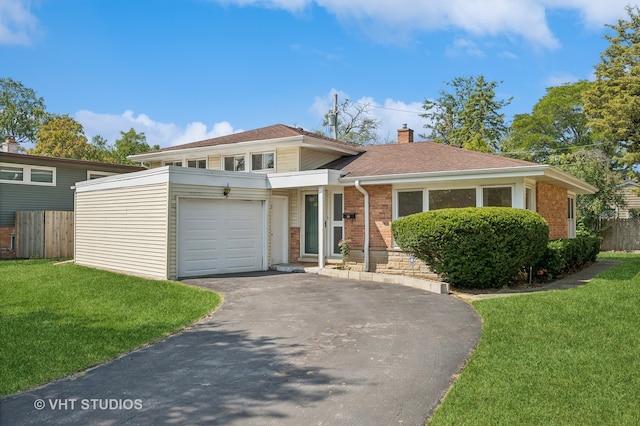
[1,273,480,425]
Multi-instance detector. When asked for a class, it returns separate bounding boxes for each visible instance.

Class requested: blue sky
[0,0,632,148]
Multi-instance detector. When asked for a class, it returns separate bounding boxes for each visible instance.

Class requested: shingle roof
[146,124,363,153]
[322,142,538,177]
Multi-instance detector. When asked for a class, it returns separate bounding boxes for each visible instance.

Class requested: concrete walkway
[453,259,619,301]
[1,272,480,425]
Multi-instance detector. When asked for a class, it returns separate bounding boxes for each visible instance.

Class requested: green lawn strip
[0,260,221,396]
[429,255,640,425]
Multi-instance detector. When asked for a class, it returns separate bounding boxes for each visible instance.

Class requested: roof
[0,152,146,172]
[323,142,538,177]
[142,123,363,154]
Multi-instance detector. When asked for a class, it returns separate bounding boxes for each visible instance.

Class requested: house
[0,137,145,258]
[615,180,640,218]
[73,124,596,280]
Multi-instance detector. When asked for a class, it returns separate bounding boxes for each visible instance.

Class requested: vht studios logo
[34,398,143,411]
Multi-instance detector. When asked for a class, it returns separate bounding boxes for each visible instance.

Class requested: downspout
[355,180,370,272]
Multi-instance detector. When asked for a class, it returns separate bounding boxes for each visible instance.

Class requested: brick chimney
[2,137,19,154]
[397,124,414,144]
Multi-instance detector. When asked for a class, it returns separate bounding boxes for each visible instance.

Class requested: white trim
[0,162,56,186]
[268,169,344,189]
[270,196,289,264]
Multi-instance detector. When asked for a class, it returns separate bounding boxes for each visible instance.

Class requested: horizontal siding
[276,147,299,173]
[149,161,163,169]
[75,183,169,279]
[300,148,342,171]
[207,155,221,170]
[167,183,270,280]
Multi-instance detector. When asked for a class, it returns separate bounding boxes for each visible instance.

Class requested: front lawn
[429,253,640,425]
[0,260,221,396]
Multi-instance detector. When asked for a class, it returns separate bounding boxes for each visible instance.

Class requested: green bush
[536,236,600,276]
[391,207,549,289]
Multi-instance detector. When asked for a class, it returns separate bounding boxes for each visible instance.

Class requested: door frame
[327,191,344,259]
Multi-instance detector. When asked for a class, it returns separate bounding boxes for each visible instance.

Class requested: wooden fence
[15,211,74,259]
[600,218,640,252]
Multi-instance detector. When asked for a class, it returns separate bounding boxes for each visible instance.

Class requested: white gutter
[355,180,370,272]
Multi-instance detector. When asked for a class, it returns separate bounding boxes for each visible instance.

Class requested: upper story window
[164,160,182,167]
[87,171,116,180]
[0,163,56,186]
[251,152,275,171]
[224,155,245,172]
[187,159,207,169]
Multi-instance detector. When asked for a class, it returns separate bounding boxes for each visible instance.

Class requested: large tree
[583,5,640,172]
[421,75,512,152]
[501,81,596,162]
[0,77,50,145]
[112,128,159,164]
[321,99,380,145]
[30,115,96,160]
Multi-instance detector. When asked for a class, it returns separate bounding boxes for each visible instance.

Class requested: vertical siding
[207,155,221,170]
[75,183,169,279]
[300,148,342,171]
[276,147,299,173]
[167,184,270,280]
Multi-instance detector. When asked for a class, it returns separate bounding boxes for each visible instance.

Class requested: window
[251,152,275,171]
[87,171,115,180]
[429,189,476,210]
[0,163,55,186]
[525,187,533,210]
[187,159,207,169]
[483,187,512,207]
[164,160,182,167]
[398,191,423,217]
[223,155,245,171]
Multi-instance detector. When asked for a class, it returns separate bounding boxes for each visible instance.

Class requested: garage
[177,198,265,278]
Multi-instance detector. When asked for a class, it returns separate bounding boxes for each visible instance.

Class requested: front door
[304,194,319,255]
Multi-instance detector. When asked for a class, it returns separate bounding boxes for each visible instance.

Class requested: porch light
[223,184,231,198]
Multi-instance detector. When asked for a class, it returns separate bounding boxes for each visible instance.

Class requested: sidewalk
[452,259,619,301]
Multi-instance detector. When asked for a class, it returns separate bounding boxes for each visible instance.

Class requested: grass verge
[0,260,221,396]
[429,253,640,425]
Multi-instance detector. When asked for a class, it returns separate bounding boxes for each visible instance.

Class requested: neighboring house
[615,180,640,218]
[73,124,596,280]
[0,138,144,258]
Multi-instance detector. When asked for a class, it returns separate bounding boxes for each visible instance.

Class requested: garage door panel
[178,199,264,277]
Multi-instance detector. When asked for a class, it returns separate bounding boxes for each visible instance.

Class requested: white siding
[208,154,221,170]
[75,183,169,279]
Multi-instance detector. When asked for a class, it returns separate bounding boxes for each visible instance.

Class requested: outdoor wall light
[223,184,231,198]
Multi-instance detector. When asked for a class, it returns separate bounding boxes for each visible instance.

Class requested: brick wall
[344,184,393,250]
[537,181,568,239]
[0,226,16,259]
[290,227,300,261]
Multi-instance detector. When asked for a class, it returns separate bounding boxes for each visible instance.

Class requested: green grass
[429,253,640,425]
[0,260,221,396]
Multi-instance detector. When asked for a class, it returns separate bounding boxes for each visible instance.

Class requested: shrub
[535,236,600,276]
[391,207,549,289]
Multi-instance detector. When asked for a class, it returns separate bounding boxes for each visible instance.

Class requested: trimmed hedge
[535,236,600,276]
[391,207,549,289]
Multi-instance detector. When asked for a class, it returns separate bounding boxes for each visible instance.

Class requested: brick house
[73,124,596,280]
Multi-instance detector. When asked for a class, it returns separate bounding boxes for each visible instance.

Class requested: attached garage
[177,198,265,277]
[75,166,270,280]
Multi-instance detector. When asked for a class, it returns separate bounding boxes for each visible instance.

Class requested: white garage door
[178,198,265,277]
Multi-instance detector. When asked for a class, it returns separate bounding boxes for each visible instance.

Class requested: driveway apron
[1,272,481,425]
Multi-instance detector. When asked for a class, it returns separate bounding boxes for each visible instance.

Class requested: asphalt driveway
[1,272,481,425]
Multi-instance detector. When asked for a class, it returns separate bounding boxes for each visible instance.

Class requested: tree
[30,115,96,160]
[552,149,626,233]
[501,81,597,162]
[0,77,50,145]
[90,134,116,163]
[583,5,640,172]
[421,75,512,152]
[321,99,380,145]
[112,128,159,164]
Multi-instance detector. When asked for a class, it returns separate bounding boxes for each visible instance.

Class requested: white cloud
[310,89,425,144]
[0,0,40,45]
[445,38,485,58]
[213,0,633,49]
[75,110,239,148]
[543,72,580,87]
